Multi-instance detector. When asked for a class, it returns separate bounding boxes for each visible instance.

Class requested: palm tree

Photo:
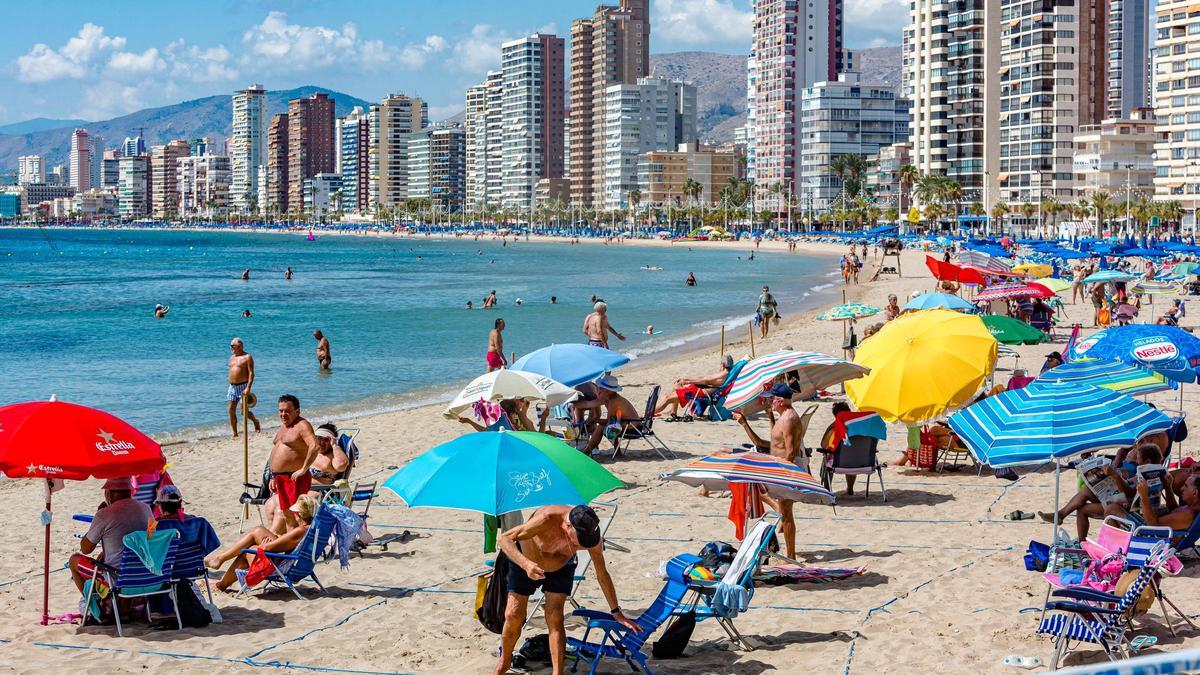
[991,201,1010,234]
[898,164,919,212]
[682,178,703,230]
[831,154,869,201]
[923,202,944,230]
[1088,191,1111,235]
[945,181,964,223]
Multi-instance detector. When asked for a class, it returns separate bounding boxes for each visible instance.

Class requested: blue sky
[1,0,904,124]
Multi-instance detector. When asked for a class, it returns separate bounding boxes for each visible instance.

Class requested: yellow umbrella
[1013,263,1053,277]
[1034,277,1072,294]
[845,310,998,424]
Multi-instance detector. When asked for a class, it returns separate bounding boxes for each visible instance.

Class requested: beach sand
[2,244,1198,674]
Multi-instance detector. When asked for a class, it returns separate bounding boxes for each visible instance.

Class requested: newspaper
[1134,464,1169,515]
[1078,455,1125,508]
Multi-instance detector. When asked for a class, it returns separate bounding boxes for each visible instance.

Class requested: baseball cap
[595,374,622,392]
[569,505,602,548]
[1046,351,1063,360]
[769,383,796,399]
[103,477,133,491]
[156,484,183,504]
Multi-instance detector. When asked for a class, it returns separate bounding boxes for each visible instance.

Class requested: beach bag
[652,610,696,659]
[518,634,551,663]
[476,552,511,634]
[1024,540,1050,572]
[174,580,212,628]
[243,548,276,587]
[917,427,938,470]
[1115,569,1155,618]
[698,541,736,575]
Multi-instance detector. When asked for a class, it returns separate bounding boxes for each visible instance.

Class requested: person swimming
[645,324,654,334]
[242,309,252,318]
[154,304,170,318]
[550,296,557,304]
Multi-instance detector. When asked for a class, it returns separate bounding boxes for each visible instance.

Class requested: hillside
[0,118,89,135]
[0,87,371,173]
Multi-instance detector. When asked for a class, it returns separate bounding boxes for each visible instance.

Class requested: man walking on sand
[227,337,260,438]
[731,384,804,560]
[487,318,507,372]
[313,330,331,370]
[269,394,321,533]
[583,301,625,349]
[494,505,637,675]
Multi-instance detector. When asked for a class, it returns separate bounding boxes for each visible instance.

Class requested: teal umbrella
[817,303,881,321]
[1170,262,1200,276]
[980,315,1049,345]
[382,431,623,515]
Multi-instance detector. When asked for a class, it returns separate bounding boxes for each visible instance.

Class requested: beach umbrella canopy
[662,451,834,503]
[723,350,870,410]
[443,369,578,420]
[1119,248,1170,258]
[903,292,975,312]
[1084,270,1136,283]
[957,250,1012,272]
[1034,277,1073,294]
[947,381,1172,468]
[1170,262,1200,276]
[974,283,1053,302]
[816,303,881,321]
[845,310,998,424]
[382,431,622,516]
[1069,325,1200,383]
[1012,263,1053,277]
[0,399,166,626]
[1132,279,1180,295]
[980,315,1049,345]
[1039,359,1176,397]
[511,343,630,387]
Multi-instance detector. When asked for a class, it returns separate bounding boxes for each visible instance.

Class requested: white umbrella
[443,369,579,420]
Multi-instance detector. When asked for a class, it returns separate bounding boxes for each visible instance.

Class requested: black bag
[476,552,511,634]
[652,611,696,659]
[697,541,736,574]
[518,633,551,662]
[174,580,212,628]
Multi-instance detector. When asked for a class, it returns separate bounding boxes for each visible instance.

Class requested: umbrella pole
[748,321,755,358]
[242,396,249,522]
[720,325,726,358]
[41,484,51,626]
[1052,462,1062,541]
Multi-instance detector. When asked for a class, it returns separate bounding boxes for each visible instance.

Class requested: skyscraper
[117,155,149,219]
[1107,0,1151,118]
[407,125,466,213]
[177,154,231,216]
[231,84,267,212]
[336,106,371,215]
[287,92,336,212]
[266,113,289,214]
[465,71,505,208]
[17,155,44,185]
[368,94,428,209]
[601,77,697,209]
[501,34,565,209]
[121,133,144,158]
[1153,0,1200,227]
[150,140,190,217]
[70,129,92,192]
[569,0,650,208]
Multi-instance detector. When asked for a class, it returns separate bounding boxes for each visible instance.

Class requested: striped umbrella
[1034,277,1073,294]
[662,451,835,503]
[1131,279,1179,295]
[947,380,1172,468]
[723,350,869,410]
[1039,359,1177,396]
[1084,270,1136,283]
[957,250,1012,272]
[903,292,975,312]
[974,283,1052,302]
[1169,262,1200,276]
[816,303,881,321]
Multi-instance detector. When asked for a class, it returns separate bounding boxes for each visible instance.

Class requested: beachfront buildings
[500,34,565,210]
[302,173,343,218]
[600,77,697,210]
[150,140,190,218]
[867,142,913,211]
[177,154,231,216]
[1153,0,1200,227]
[117,155,149,218]
[336,106,370,215]
[569,0,651,208]
[1108,0,1152,117]
[69,128,93,192]
[101,152,121,191]
[465,71,505,207]
[1072,109,1156,207]
[799,76,910,211]
[287,93,335,214]
[368,94,428,211]
[231,84,267,213]
[749,0,843,213]
[265,113,289,214]
[637,142,742,206]
[18,155,44,185]
[407,125,467,213]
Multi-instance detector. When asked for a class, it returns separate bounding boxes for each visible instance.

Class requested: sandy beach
[2,242,1198,674]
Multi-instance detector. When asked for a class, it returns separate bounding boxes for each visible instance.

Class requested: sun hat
[595,374,622,392]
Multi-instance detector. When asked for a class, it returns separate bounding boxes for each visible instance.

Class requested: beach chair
[1037,541,1173,669]
[238,463,274,531]
[796,404,818,470]
[700,360,748,422]
[155,515,220,604]
[132,475,162,508]
[608,386,676,461]
[236,506,338,599]
[934,428,980,474]
[529,501,620,624]
[820,435,887,501]
[82,530,183,637]
[566,553,699,675]
[671,511,782,650]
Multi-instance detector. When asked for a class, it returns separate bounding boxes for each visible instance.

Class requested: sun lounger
[236,506,338,599]
[82,530,183,636]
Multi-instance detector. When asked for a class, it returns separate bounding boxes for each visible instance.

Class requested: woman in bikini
[205,493,318,591]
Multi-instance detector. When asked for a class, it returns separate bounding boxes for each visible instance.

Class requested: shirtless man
[227,337,261,437]
[575,375,640,454]
[241,268,250,281]
[730,384,804,559]
[494,505,636,675]
[269,394,321,533]
[1111,474,1200,536]
[154,304,170,318]
[313,330,331,370]
[484,290,498,309]
[487,318,507,372]
[582,302,625,349]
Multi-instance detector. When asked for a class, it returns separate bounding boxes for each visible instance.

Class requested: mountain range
[0,48,902,174]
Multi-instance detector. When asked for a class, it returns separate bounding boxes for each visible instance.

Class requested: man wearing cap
[576,374,640,455]
[494,504,636,675]
[583,301,625,349]
[731,383,805,560]
[68,477,154,593]
[1041,351,1064,374]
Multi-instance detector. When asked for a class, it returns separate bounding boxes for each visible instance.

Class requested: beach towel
[156,515,221,556]
[828,411,886,451]
[727,483,765,540]
[711,581,749,619]
[121,529,176,577]
[755,565,867,585]
[325,503,364,570]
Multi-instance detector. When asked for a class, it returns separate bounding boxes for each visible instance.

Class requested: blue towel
[156,516,221,555]
[711,581,749,619]
[325,504,363,570]
[122,529,177,576]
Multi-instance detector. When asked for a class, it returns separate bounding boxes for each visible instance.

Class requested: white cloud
[242,10,359,69]
[397,34,448,69]
[449,24,513,74]
[653,0,753,46]
[77,80,144,120]
[16,23,126,83]
[845,0,907,47]
[166,41,239,82]
[107,48,166,78]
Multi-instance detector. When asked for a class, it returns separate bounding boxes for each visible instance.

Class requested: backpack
[476,552,511,634]
[174,580,212,628]
[652,610,696,659]
[518,634,551,663]
[698,541,736,576]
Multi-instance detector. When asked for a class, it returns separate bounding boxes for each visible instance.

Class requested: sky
[0,0,905,125]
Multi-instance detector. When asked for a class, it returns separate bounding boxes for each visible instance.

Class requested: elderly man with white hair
[582,300,625,349]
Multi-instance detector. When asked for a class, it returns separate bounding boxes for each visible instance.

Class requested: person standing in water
[154,304,170,318]
[487,319,507,372]
[285,267,293,280]
[313,330,331,370]
[685,272,696,286]
[583,302,625,349]
[227,337,261,437]
[242,269,250,281]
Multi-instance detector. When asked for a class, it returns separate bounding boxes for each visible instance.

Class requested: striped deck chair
[132,475,162,508]
[83,530,182,637]
[1037,541,1172,669]
[566,553,700,675]
[236,507,338,599]
[155,515,220,604]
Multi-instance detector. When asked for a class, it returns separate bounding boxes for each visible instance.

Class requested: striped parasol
[723,350,869,410]
[1131,279,1180,295]
[816,303,881,321]
[947,380,1172,468]
[662,451,835,503]
[957,250,1012,272]
[1084,270,1136,283]
[974,283,1051,302]
[1039,359,1177,396]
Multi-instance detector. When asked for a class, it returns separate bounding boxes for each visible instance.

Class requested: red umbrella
[0,400,165,624]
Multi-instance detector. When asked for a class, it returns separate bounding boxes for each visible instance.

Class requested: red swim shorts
[486,351,505,368]
[271,472,313,510]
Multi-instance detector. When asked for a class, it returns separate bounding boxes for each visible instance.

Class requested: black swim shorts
[507,556,578,597]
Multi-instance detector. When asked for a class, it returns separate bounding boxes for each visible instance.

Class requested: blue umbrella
[947,380,1172,468]
[511,343,630,387]
[903,292,975,312]
[1117,248,1170,258]
[1038,359,1177,396]
[1069,325,1200,383]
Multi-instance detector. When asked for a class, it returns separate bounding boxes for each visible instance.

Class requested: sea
[0,227,840,440]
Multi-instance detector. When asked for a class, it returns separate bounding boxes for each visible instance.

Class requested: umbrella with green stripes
[817,303,881,321]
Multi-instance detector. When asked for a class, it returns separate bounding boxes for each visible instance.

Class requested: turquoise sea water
[0,227,837,439]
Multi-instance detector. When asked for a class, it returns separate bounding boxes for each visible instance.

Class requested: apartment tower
[230,84,267,212]
[18,155,44,185]
[149,140,190,217]
[336,106,371,215]
[287,93,336,213]
[1107,0,1152,118]
[500,34,565,210]
[465,71,505,207]
[1153,0,1200,227]
[368,94,428,210]
[265,113,289,214]
[70,128,93,192]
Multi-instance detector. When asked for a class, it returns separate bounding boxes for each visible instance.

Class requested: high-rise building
[749,0,843,211]
[638,142,743,206]
[177,154,231,216]
[17,155,44,185]
[1108,0,1152,118]
[121,134,144,158]
[336,106,371,214]
[231,84,267,212]
[465,71,505,208]
[117,155,149,219]
[1072,109,1156,204]
[89,135,105,189]
[1153,0,1200,226]
[368,94,428,210]
[601,77,697,209]
[69,129,92,192]
[265,113,290,214]
[407,125,467,213]
[569,0,651,208]
[744,49,758,184]
[501,34,565,210]
[287,93,336,212]
[302,173,343,218]
[48,165,68,187]
[150,140,190,217]
[101,150,122,191]
[189,137,216,157]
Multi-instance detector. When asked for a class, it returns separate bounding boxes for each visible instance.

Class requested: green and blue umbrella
[1084,270,1136,283]
[817,303,881,321]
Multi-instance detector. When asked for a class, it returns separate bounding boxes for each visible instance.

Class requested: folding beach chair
[699,359,748,422]
[566,553,699,675]
[528,501,621,625]
[934,428,981,474]
[236,506,338,599]
[608,386,676,461]
[238,463,274,531]
[155,515,220,604]
[796,404,819,471]
[821,435,887,501]
[82,530,183,636]
[132,476,162,508]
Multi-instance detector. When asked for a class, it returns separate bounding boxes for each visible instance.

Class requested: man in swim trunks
[494,504,636,675]
[732,384,804,559]
[227,337,261,438]
[269,394,321,533]
[313,330,331,370]
[582,301,625,348]
[487,318,507,372]
[757,286,779,339]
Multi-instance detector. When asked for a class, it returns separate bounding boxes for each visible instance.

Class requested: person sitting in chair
[1038,443,1162,540]
[69,477,153,595]
[654,355,735,419]
[205,493,318,592]
[575,375,640,455]
[1108,474,1200,538]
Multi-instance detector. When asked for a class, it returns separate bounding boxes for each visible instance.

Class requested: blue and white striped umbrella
[904,292,975,312]
[1038,359,1177,396]
[947,380,1172,468]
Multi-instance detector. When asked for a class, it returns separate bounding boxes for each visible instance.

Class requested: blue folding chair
[155,516,220,603]
[132,477,162,508]
[83,530,182,636]
[236,507,337,599]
